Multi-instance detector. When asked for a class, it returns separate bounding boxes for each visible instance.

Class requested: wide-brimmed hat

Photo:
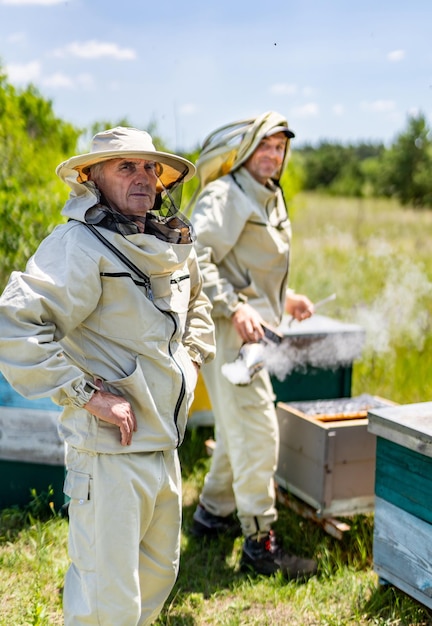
[56,126,195,192]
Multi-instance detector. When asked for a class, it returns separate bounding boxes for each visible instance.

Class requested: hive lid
[279,314,364,337]
[368,401,432,457]
[276,315,365,367]
[288,394,393,422]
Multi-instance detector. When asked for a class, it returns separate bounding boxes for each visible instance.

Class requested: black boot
[240,530,317,579]
[191,504,242,538]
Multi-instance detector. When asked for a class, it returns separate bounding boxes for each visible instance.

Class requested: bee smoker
[221,323,283,386]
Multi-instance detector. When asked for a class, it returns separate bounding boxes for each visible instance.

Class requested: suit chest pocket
[150,270,191,314]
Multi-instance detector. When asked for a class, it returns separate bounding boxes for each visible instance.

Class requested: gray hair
[88,161,106,182]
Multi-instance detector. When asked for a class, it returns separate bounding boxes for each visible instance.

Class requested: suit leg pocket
[64,469,91,504]
[64,469,95,572]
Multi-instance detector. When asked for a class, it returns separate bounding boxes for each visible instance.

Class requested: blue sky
[0,0,431,151]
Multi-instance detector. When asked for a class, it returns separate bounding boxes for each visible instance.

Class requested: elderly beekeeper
[188,111,317,579]
[0,126,215,625]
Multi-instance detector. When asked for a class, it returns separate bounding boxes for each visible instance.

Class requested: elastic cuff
[188,348,204,368]
[227,292,248,316]
[68,380,99,408]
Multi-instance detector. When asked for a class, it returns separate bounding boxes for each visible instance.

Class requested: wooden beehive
[276,394,395,517]
[368,401,432,609]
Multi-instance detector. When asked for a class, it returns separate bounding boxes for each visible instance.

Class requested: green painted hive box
[368,401,432,610]
[271,314,365,403]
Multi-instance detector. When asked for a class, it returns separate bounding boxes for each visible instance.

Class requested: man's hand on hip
[84,381,137,446]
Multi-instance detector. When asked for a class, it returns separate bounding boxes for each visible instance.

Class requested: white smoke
[351,257,432,357]
[264,256,431,383]
[221,254,432,387]
[262,329,366,382]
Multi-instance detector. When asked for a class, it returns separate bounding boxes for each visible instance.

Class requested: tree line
[295,113,432,207]
[0,67,430,288]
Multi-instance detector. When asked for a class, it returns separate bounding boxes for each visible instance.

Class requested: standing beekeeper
[0,126,215,625]
[188,111,317,579]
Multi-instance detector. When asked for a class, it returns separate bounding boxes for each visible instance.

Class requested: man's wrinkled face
[243,132,288,185]
[89,158,159,216]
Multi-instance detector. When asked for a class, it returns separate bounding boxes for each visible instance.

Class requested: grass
[0,509,68,625]
[1,193,432,625]
[289,193,432,405]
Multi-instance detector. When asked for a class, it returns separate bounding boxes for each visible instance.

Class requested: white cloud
[179,103,197,116]
[387,49,405,62]
[41,72,73,88]
[361,100,396,113]
[41,72,94,89]
[6,61,40,83]
[53,40,136,60]
[408,106,420,117]
[332,104,345,116]
[292,102,319,118]
[270,83,298,95]
[1,0,65,4]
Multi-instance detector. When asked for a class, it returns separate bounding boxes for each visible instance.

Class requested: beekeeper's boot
[191,504,241,538]
[240,530,317,579]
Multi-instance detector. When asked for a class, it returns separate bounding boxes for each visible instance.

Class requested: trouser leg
[63,447,181,626]
[200,320,279,535]
[138,450,181,626]
[199,424,236,516]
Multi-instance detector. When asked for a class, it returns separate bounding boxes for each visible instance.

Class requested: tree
[377,113,432,207]
[298,141,384,197]
[0,70,81,287]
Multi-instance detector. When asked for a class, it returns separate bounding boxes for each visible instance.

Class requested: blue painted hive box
[368,401,432,609]
[0,374,65,511]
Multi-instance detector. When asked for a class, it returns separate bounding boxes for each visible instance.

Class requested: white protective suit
[191,161,292,537]
[0,179,215,624]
